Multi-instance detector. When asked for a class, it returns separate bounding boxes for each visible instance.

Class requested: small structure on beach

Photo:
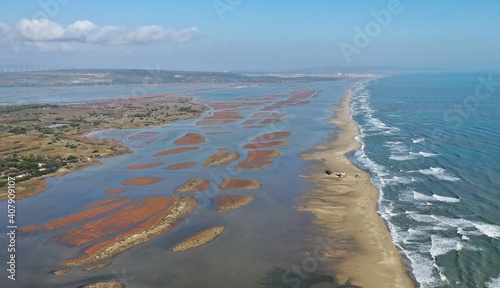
[325,169,346,177]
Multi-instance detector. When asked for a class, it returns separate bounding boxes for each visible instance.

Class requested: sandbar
[252,131,291,142]
[173,133,206,145]
[83,262,111,271]
[202,151,240,167]
[165,161,196,170]
[300,87,415,287]
[212,195,254,214]
[153,147,200,156]
[127,162,165,170]
[171,226,225,252]
[235,150,282,170]
[121,177,160,185]
[219,178,261,190]
[176,178,210,192]
[81,281,125,288]
[64,195,198,266]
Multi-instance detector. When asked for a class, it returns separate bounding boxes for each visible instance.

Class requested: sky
[1,0,499,72]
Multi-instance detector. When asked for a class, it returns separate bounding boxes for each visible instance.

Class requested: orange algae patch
[204,131,232,135]
[206,111,244,120]
[171,226,225,252]
[20,198,134,234]
[54,196,170,247]
[244,125,265,129]
[81,281,124,288]
[235,150,283,170]
[252,131,291,142]
[121,177,160,186]
[104,189,125,194]
[173,133,206,145]
[243,140,287,149]
[260,118,283,124]
[212,195,254,214]
[219,178,261,190]
[251,112,284,118]
[153,147,200,156]
[165,161,196,170]
[177,178,210,192]
[128,131,160,140]
[64,195,198,266]
[82,197,128,210]
[202,151,240,167]
[127,162,165,170]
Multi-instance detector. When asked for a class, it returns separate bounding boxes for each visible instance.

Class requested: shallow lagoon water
[2,80,352,287]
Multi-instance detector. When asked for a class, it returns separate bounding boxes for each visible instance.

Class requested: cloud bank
[1,19,202,51]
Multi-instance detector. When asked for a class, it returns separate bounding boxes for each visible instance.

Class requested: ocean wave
[419,151,439,157]
[419,167,461,182]
[411,190,460,203]
[486,275,500,288]
[412,137,425,143]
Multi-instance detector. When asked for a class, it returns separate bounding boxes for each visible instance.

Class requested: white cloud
[0,19,202,51]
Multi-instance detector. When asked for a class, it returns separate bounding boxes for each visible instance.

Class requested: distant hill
[0,69,341,87]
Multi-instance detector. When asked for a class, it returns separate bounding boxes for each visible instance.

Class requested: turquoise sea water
[350,73,500,288]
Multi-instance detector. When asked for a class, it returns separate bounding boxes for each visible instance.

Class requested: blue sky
[1,0,499,71]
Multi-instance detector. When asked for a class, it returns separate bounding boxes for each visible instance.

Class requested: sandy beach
[301,86,416,288]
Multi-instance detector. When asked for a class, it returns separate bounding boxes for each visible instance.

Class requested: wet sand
[252,131,291,142]
[300,88,415,287]
[165,161,196,170]
[176,178,210,192]
[219,178,261,190]
[211,195,254,214]
[153,147,200,156]
[235,150,282,170]
[243,140,287,149]
[127,162,165,170]
[202,151,240,167]
[173,133,206,145]
[121,177,161,185]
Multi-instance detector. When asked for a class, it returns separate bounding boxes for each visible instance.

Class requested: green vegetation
[0,104,57,113]
[178,106,200,113]
[0,154,70,183]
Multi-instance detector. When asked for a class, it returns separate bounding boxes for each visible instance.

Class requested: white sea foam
[419,167,461,181]
[412,137,425,143]
[419,151,439,157]
[486,275,500,288]
[473,223,500,239]
[432,194,460,203]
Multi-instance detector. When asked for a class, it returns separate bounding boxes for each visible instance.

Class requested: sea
[350,72,500,288]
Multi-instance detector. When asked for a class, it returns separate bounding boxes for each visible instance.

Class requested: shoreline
[300,85,416,287]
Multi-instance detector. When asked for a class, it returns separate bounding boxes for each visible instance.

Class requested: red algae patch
[20,198,134,234]
[260,118,283,124]
[153,147,200,156]
[104,189,125,194]
[243,140,287,149]
[165,161,196,170]
[235,150,283,170]
[219,178,261,190]
[206,111,244,120]
[83,262,111,272]
[171,226,225,252]
[177,178,210,192]
[173,133,206,145]
[82,197,128,210]
[127,162,165,170]
[204,131,232,135]
[64,195,198,266]
[252,131,291,142]
[54,196,170,247]
[212,195,254,214]
[244,125,265,129]
[241,119,262,125]
[128,131,160,140]
[50,269,70,275]
[121,177,160,186]
[202,152,240,167]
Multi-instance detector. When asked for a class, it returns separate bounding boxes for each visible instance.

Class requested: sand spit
[219,178,261,190]
[202,151,240,167]
[121,177,160,186]
[54,196,170,247]
[171,226,225,252]
[0,178,47,200]
[300,88,415,288]
[81,281,125,288]
[173,133,206,145]
[235,150,282,170]
[104,189,125,194]
[83,262,111,272]
[243,140,287,149]
[252,131,291,142]
[64,195,198,266]
[165,161,196,170]
[127,162,165,170]
[176,178,210,192]
[50,269,70,276]
[20,198,134,234]
[153,147,200,156]
[212,195,254,214]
